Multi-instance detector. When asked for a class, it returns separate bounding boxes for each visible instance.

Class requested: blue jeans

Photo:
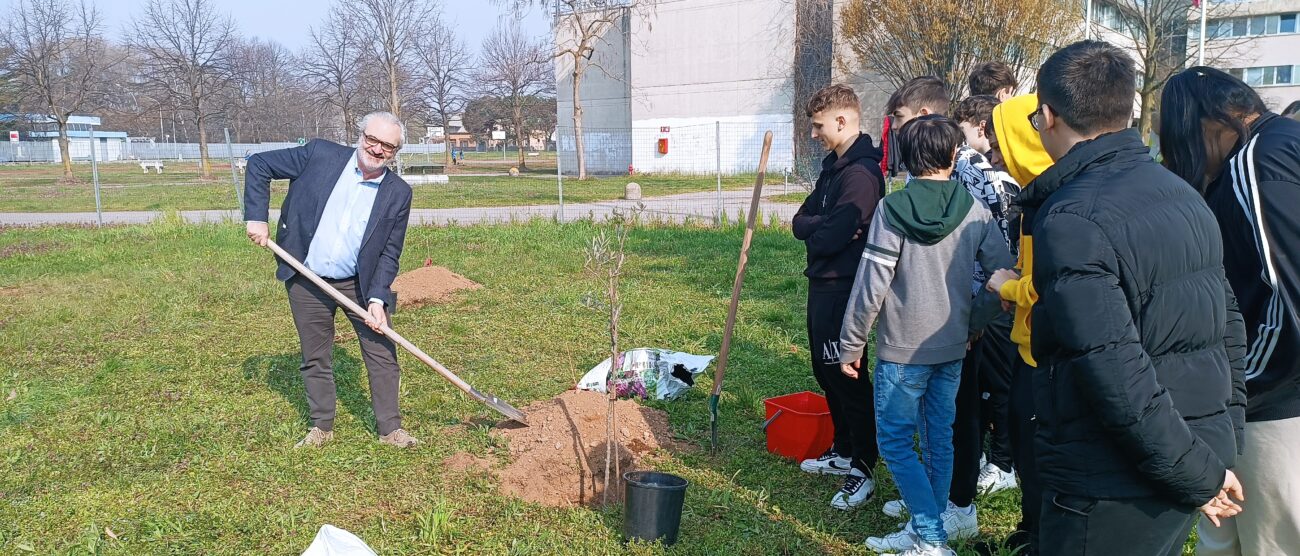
[874,358,964,545]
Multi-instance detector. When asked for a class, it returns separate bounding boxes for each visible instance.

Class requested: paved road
[0,187,808,227]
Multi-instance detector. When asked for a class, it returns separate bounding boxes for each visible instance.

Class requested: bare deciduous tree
[130,0,238,179]
[354,0,436,123]
[229,38,304,142]
[414,16,471,167]
[840,0,1082,105]
[2,0,115,179]
[301,7,366,143]
[478,23,553,170]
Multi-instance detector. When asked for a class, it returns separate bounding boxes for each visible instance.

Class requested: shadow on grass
[241,348,378,434]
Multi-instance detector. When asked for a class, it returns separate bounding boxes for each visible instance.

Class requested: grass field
[0,220,1200,554]
[0,162,761,213]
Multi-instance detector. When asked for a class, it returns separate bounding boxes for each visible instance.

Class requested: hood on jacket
[882,178,974,245]
[823,133,884,172]
[993,94,1054,186]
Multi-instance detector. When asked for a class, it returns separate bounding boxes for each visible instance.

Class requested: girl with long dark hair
[1160,66,1300,556]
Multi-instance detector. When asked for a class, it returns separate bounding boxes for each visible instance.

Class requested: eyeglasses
[363,133,400,154]
[1028,105,1048,131]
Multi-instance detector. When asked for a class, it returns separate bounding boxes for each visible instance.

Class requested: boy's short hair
[952,95,1000,126]
[806,84,861,117]
[886,76,950,115]
[968,62,1018,96]
[897,114,964,176]
[1037,40,1136,135]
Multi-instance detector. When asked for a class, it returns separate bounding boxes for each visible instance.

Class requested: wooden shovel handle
[712,130,774,396]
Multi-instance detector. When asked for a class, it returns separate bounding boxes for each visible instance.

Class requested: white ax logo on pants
[821,340,841,364]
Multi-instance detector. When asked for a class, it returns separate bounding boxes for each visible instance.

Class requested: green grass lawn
[769,191,809,205]
[0,220,1198,554]
[0,163,756,212]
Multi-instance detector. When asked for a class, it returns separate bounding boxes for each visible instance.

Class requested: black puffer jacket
[792,134,886,284]
[1025,129,1247,507]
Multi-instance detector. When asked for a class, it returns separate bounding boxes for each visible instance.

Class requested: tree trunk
[515,104,527,170]
[442,110,453,168]
[389,63,401,118]
[197,115,212,179]
[1138,86,1156,145]
[573,65,588,180]
[341,106,352,144]
[57,121,73,179]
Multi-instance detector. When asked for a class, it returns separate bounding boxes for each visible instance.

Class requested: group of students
[791,39,1300,556]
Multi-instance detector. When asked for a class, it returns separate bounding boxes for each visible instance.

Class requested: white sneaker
[882,539,957,556]
[866,526,921,553]
[799,448,852,475]
[877,502,978,540]
[943,501,979,541]
[977,462,1019,494]
[830,468,874,510]
[882,498,908,518]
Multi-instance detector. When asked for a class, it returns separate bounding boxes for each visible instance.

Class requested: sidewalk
[0,188,808,227]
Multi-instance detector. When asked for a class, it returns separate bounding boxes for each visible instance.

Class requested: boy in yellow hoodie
[983,93,1054,555]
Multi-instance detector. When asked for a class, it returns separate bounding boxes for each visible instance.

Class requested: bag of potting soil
[577,348,714,401]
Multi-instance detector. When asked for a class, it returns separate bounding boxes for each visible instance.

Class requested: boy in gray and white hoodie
[838,115,1011,556]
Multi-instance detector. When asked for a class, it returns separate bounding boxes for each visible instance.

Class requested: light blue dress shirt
[304,152,386,304]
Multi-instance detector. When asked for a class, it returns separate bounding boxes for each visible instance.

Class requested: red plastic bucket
[762,391,835,461]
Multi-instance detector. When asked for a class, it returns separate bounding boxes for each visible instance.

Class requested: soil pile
[494,389,677,508]
[391,265,480,308]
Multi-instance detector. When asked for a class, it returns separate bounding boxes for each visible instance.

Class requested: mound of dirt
[494,389,677,508]
[391,265,481,308]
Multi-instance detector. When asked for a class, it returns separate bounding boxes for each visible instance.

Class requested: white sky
[0,0,552,54]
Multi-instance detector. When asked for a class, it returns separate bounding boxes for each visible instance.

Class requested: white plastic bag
[301,525,377,556]
[577,348,714,401]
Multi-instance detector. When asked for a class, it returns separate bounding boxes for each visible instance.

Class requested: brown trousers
[285,275,402,436]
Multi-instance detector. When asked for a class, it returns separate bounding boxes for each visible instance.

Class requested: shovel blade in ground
[474,387,529,425]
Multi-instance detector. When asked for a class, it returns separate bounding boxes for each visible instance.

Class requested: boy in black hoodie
[792,84,886,510]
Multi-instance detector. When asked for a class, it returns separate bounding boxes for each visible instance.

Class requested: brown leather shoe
[295,427,333,448]
[378,428,420,449]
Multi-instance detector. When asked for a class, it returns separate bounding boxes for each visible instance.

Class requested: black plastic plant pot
[623,470,689,546]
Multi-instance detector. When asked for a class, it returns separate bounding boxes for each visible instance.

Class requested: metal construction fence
[0,122,830,227]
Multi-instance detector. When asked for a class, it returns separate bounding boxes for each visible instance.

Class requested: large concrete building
[555,0,799,175]
[1198,0,1300,109]
[554,0,893,176]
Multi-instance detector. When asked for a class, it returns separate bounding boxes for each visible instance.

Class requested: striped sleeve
[839,204,902,364]
[1229,135,1300,382]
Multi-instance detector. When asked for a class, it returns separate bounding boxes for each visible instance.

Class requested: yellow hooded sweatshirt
[992,94,1054,367]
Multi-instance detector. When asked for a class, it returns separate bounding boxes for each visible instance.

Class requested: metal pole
[715,121,722,225]
[1085,0,1093,40]
[224,128,243,211]
[1198,1,1208,66]
[557,135,565,221]
[90,127,103,227]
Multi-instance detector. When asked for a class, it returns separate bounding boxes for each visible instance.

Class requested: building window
[1203,13,1300,39]
[1232,65,1299,87]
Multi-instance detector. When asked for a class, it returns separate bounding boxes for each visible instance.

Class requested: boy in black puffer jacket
[1027,41,1247,555]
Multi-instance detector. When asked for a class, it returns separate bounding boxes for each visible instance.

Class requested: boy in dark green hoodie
[840,115,1011,556]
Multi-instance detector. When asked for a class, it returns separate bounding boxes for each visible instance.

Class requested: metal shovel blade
[478,389,529,425]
